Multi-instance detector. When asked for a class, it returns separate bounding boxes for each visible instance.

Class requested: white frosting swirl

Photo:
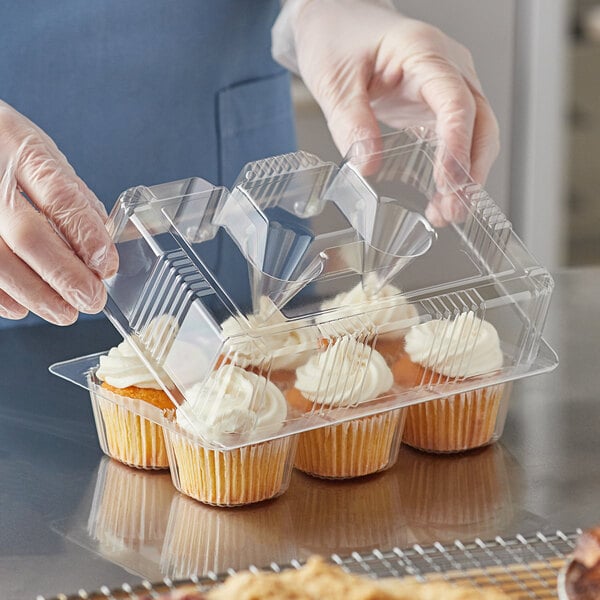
[221,296,315,370]
[295,338,393,407]
[404,312,503,378]
[96,315,179,390]
[177,365,287,439]
[96,339,164,389]
[318,281,418,338]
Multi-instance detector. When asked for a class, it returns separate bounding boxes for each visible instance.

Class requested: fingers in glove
[470,93,500,185]
[425,193,449,228]
[0,237,78,325]
[433,92,499,224]
[15,135,118,279]
[0,288,28,320]
[0,185,108,315]
[419,64,477,222]
[328,95,383,178]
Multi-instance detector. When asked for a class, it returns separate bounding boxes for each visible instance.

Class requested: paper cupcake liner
[294,409,405,479]
[90,388,170,470]
[402,384,507,453]
[161,492,294,577]
[165,432,297,507]
[88,458,174,550]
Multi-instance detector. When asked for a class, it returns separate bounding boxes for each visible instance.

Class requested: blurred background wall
[294,0,599,270]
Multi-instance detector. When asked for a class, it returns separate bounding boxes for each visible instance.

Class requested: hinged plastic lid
[52,128,557,446]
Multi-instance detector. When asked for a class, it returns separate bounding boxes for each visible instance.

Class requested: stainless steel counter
[2,268,599,600]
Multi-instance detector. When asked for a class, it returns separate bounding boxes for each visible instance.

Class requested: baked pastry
[287,337,404,478]
[318,279,418,364]
[94,338,173,469]
[393,312,505,453]
[112,556,510,599]
[167,364,296,506]
[205,556,510,599]
[220,296,315,388]
[559,527,600,600]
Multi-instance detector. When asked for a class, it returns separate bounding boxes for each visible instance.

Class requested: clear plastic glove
[0,100,118,325]
[272,0,500,225]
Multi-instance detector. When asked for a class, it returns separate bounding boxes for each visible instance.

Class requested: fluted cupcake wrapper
[165,432,297,507]
[294,409,405,479]
[90,388,169,470]
[402,384,507,453]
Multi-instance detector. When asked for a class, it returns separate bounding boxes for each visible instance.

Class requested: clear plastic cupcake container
[293,408,405,479]
[88,376,170,470]
[401,382,511,454]
[51,127,558,499]
[76,356,298,506]
[164,427,297,507]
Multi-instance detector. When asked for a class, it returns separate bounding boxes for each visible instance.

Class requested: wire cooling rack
[40,529,578,600]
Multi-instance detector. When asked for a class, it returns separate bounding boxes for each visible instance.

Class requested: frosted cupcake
[393,312,505,453]
[286,338,404,478]
[318,279,418,364]
[94,339,173,469]
[220,296,316,388]
[166,364,296,506]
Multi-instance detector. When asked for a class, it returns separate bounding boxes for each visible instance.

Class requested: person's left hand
[272,0,500,225]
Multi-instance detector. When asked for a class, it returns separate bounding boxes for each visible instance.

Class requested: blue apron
[0,0,296,328]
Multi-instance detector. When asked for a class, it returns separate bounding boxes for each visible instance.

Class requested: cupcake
[88,457,175,575]
[318,278,418,364]
[287,337,404,479]
[165,364,296,506]
[220,296,316,388]
[393,311,506,453]
[161,492,293,577]
[93,338,173,469]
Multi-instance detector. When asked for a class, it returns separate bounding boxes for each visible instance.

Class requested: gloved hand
[0,100,118,325]
[272,0,500,225]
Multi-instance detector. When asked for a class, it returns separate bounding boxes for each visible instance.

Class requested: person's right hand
[0,100,118,325]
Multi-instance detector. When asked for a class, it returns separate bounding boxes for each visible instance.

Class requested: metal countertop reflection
[2,268,599,600]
